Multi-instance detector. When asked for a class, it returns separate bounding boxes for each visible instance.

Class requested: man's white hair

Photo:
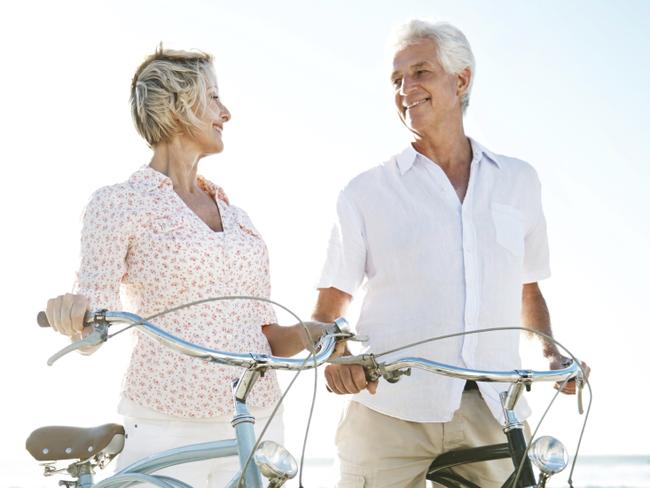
[392,19,476,112]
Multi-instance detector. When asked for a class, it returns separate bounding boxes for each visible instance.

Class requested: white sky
[1,0,649,485]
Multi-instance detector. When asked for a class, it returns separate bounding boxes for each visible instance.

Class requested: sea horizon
[4,454,649,488]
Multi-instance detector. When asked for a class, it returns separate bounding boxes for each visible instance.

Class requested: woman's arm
[261,321,332,357]
[45,186,132,353]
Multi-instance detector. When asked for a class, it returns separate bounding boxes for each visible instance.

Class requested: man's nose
[399,75,416,96]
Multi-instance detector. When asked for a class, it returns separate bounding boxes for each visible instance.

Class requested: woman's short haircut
[130,46,215,146]
[392,20,475,112]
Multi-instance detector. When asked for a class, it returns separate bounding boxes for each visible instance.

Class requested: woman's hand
[45,293,90,340]
[298,321,348,359]
[262,320,347,358]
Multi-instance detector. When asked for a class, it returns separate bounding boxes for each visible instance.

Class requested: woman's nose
[220,103,231,122]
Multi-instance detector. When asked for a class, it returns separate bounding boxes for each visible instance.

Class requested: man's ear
[456,66,472,97]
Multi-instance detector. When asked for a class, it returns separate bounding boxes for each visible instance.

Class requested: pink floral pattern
[75,166,281,418]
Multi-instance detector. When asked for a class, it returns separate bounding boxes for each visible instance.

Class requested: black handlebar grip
[37,311,51,328]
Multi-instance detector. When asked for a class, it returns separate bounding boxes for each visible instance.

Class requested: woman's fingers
[45,294,89,338]
[69,295,89,334]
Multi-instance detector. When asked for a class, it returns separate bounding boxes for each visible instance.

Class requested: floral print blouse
[75,166,281,418]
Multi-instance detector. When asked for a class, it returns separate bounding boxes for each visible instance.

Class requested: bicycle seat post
[76,462,94,488]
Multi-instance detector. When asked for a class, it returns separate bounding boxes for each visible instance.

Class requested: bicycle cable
[108,302,591,487]
[369,326,592,486]
[104,295,322,488]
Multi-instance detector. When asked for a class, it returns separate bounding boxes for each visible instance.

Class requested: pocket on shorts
[337,473,365,488]
[491,203,525,257]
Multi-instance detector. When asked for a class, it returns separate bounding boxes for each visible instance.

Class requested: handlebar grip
[37,310,95,328]
[37,311,51,328]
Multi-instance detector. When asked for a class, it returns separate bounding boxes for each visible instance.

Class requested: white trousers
[114,408,284,488]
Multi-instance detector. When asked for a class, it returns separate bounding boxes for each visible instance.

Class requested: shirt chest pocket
[151,214,186,234]
[491,203,524,257]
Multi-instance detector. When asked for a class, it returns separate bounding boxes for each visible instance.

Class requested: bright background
[1,0,649,486]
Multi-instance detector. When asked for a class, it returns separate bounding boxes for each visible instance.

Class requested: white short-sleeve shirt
[318,139,550,424]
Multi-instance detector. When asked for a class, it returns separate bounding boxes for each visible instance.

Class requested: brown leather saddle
[26,424,125,462]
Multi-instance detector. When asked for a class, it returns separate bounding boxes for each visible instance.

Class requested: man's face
[391,39,464,136]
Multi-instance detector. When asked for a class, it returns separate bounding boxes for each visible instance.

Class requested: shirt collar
[128,165,229,204]
[128,165,174,192]
[396,137,501,175]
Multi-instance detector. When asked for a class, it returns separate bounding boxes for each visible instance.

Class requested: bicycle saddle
[26,423,125,462]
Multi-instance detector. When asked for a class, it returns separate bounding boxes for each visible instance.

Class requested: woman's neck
[149,138,202,193]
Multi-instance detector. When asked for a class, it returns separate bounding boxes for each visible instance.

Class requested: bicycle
[332,332,589,488]
[27,305,350,488]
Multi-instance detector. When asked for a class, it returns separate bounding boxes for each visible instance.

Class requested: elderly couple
[45,19,588,488]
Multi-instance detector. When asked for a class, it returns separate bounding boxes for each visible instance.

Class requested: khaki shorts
[335,390,528,488]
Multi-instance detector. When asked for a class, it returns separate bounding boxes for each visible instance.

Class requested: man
[313,20,589,487]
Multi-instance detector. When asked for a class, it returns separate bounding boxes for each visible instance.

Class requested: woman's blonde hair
[130,46,215,146]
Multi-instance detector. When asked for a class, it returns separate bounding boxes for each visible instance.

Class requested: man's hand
[549,355,591,395]
[324,363,378,395]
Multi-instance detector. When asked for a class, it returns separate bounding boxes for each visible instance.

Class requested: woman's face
[193,69,231,155]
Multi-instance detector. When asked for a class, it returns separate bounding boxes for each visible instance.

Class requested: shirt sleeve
[523,170,551,283]
[73,186,133,310]
[316,190,367,296]
[233,205,278,327]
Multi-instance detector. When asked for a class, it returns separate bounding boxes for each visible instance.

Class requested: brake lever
[47,324,109,366]
[577,372,585,415]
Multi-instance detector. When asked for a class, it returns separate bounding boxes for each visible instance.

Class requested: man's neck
[412,129,472,173]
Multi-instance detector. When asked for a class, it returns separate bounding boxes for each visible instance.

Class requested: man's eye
[392,78,402,88]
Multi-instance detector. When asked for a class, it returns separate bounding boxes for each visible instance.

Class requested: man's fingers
[347,365,368,393]
[325,365,347,394]
[339,366,360,394]
[366,380,378,395]
[325,365,369,395]
[554,380,576,395]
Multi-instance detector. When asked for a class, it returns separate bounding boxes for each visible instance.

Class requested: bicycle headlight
[254,441,298,482]
[528,436,568,475]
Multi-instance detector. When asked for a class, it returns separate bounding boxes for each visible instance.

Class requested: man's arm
[313,287,378,395]
[522,282,590,394]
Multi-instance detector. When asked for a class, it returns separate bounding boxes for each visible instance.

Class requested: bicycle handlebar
[41,309,349,370]
[332,353,581,385]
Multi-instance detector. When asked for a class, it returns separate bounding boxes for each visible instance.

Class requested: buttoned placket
[419,151,482,366]
[460,156,481,367]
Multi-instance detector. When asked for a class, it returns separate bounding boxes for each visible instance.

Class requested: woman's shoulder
[82,168,156,223]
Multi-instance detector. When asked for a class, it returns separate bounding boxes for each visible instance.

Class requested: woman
[45,47,330,487]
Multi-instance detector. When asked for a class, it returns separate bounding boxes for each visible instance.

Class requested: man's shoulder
[479,142,539,179]
[341,152,403,197]
[475,143,541,190]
